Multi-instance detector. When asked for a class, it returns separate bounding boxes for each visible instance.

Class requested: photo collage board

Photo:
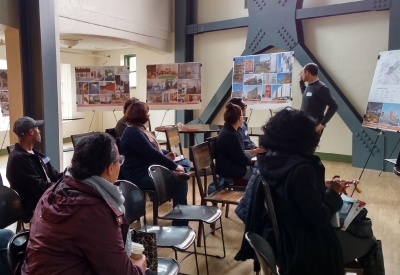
[146,62,202,110]
[75,66,130,111]
[0,70,9,116]
[232,52,294,110]
[363,50,400,132]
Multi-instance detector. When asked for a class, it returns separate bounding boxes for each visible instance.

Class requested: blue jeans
[0,229,14,275]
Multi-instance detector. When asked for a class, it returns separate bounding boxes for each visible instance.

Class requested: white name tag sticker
[306,92,312,97]
[42,156,50,164]
[245,130,248,136]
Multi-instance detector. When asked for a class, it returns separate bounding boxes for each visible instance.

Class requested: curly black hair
[259,108,320,155]
[69,133,118,180]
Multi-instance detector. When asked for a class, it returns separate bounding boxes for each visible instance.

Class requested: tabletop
[155,124,222,133]
[248,126,264,136]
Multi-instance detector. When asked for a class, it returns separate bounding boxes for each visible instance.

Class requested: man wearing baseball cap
[6,117,62,223]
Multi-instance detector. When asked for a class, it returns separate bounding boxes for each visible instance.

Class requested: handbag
[346,208,374,238]
[131,230,158,273]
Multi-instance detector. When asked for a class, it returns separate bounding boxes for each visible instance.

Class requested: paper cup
[130,242,144,260]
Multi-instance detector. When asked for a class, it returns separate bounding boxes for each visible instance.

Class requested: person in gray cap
[6,117,62,223]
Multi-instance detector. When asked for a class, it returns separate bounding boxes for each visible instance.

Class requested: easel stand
[88,110,95,131]
[155,109,169,138]
[112,109,118,123]
[352,130,383,196]
[378,130,400,176]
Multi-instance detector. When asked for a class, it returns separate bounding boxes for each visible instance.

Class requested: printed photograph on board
[233,57,244,83]
[179,63,201,79]
[147,65,157,79]
[244,56,255,74]
[88,82,100,94]
[232,84,243,98]
[157,64,178,79]
[104,67,115,81]
[254,54,271,74]
[363,102,383,127]
[99,82,115,95]
[280,52,293,73]
[378,103,400,129]
[243,85,261,101]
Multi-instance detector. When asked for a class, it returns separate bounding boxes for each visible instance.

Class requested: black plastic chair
[6,144,15,155]
[105,128,117,139]
[148,165,225,275]
[245,232,279,275]
[0,186,24,232]
[7,230,29,272]
[116,180,197,275]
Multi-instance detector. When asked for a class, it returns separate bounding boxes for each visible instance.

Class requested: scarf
[65,169,133,256]
[129,124,162,153]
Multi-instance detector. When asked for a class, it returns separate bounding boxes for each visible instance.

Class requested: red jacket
[21,175,146,275]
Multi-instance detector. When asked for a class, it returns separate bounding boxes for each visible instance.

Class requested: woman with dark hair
[216,103,265,185]
[21,133,146,275]
[257,108,378,275]
[119,102,189,225]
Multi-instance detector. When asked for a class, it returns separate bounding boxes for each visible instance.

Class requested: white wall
[195,0,390,155]
[58,0,172,52]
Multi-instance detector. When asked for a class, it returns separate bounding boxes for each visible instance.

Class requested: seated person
[216,103,264,185]
[0,229,14,275]
[257,108,379,275]
[115,97,140,138]
[119,102,189,225]
[228,97,256,150]
[6,117,62,223]
[21,133,147,275]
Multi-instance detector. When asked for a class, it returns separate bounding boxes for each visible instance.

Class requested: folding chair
[0,186,24,232]
[245,232,279,275]
[7,230,29,272]
[148,165,225,275]
[116,180,198,275]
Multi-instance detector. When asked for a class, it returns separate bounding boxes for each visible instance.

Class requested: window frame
[124,54,137,89]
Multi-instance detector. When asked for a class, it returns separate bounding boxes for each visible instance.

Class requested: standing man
[6,117,62,223]
[300,63,338,134]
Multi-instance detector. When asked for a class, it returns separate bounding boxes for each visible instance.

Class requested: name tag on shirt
[42,156,50,164]
[245,130,249,136]
[306,92,312,97]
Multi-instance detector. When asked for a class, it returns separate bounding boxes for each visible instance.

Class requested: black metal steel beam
[175,0,194,146]
[19,0,61,170]
[296,0,390,20]
[186,17,249,35]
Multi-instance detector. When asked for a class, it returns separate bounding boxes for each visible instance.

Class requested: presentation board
[0,70,9,116]
[232,52,294,110]
[146,62,202,110]
[362,50,400,132]
[75,66,130,112]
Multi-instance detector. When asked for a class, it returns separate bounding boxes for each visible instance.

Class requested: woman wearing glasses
[21,133,146,275]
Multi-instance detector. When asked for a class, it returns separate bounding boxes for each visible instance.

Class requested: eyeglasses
[114,155,125,165]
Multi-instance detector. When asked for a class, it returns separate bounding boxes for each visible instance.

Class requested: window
[124,54,137,88]
[60,64,72,118]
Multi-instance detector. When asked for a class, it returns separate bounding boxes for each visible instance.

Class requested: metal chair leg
[192,177,196,205]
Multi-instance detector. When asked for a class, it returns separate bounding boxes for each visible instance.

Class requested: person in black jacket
[257,108,378,275]
[6,117,62,223]
[216,103,264,184]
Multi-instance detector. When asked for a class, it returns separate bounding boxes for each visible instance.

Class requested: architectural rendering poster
[232,52,294,110]
[0,70,9,116]
[363,50,400,132]
[75,66,130,111]
[146,62,201,110]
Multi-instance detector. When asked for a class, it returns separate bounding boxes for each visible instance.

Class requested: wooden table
[155,124,221,160]
[248,126,264,137]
